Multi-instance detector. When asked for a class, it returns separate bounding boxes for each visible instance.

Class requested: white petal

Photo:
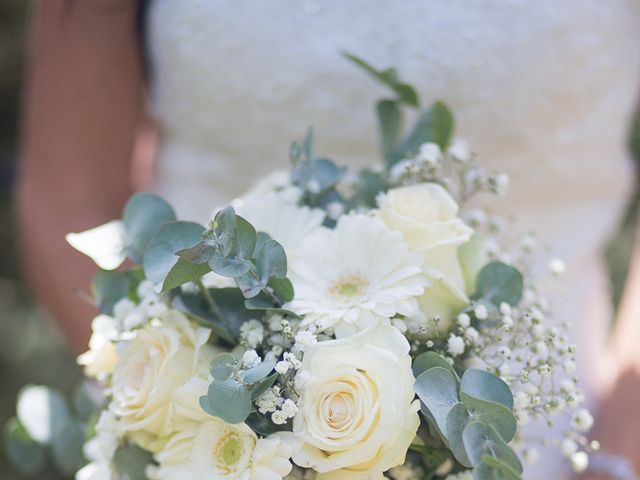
[66,220,127,270]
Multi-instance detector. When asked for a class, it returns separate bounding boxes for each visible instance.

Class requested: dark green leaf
[4,418,46,476]
[256,239,287,281]
[113,444,154,480]
[143,221,206,284]
[245,412,288,436]
[200,379,252,424]
[51,419,85,475]
[176,239,217,264]
[122,193,176,263]
[377,99,403,158]
[92,270,130,315]
[472,261,523,307]
[235,215,257,258]
[162,258,211,292]
[250,373,278,401]
[413,351,459,381]
[268,277,295,304]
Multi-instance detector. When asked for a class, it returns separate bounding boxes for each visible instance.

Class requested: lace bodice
[146,1,640,477]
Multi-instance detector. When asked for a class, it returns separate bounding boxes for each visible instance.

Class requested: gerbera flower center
[213,431,244,474]
[328,273,369,301]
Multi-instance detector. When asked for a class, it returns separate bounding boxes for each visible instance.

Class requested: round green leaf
[211,353,236,381]
[472,261,523,307]
[415,367,460,438]
[113,444,154,480]
[255,239,287,281]
[460,369,513,411]
[4,418,47,476]
[241,356,276,384]
[143,221,206,284]
[51,419,85,475]
[123,193,176,263]
[92,269,130,315]
[412,351,459,380]
[199,379,252,424]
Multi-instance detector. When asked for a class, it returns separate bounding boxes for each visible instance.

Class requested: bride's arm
[583,224,640,477]
[16,0,145,350]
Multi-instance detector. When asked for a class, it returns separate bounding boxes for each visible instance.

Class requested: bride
[16,1,640,478]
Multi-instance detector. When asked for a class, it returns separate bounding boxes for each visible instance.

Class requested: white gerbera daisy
[287,214,428,337]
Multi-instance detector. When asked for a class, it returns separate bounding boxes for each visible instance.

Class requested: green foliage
[92,270,130,315]
[240,356,276,384]
[113,444,154,480]
[142,221,210,290]
[342,52,419,107]
[210,353,236,381]
[4,418,47,476]
[199,379,252,424]
[51,419,85,475]
[413,354,521,478]
[472,261,524,307]
[122,193,176,263]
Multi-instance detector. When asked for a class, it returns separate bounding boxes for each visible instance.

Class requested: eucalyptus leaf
[462,422,522,475]
[412,351,459,381]
[143,221,206,284]
[415,367,460,438]
[213,206,237,257]
[209,251,253,278]
[241,356,276,384]
[472,261,523,308]
[4,418,47,476]
[210,353,236,381]
[462,396,517,443]
[122,193,176,263]
[255,239,287,281]
[268,276,295,304]
[236,270,266,298]
[176,239,217,264]
[51,419,85,475]
[445,402,473,467]
[250,373,278,401]
[162,258,211,292]
[113,444,154,480]
[199,379,252,424]
[235,215,257,258]
[92,269,130,315]
[460,369,514,411]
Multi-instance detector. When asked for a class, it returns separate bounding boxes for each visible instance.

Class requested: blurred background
[0,2,639,479]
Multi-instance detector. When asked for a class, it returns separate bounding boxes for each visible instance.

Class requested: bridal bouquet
[7,56,595,480]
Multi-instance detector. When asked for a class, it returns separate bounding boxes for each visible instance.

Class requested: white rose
[77,315,118,379]
[292,324,420,479]
[110,311,213,452]
[378,183,473,330]
[155,378,298,480]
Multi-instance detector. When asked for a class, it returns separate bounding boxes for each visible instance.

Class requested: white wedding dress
[145,1,640,477]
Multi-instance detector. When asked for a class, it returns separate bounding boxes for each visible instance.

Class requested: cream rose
[110,311,213,452]
[77,314,118,379]
[378,183,473,330]
[292,324,420,479]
